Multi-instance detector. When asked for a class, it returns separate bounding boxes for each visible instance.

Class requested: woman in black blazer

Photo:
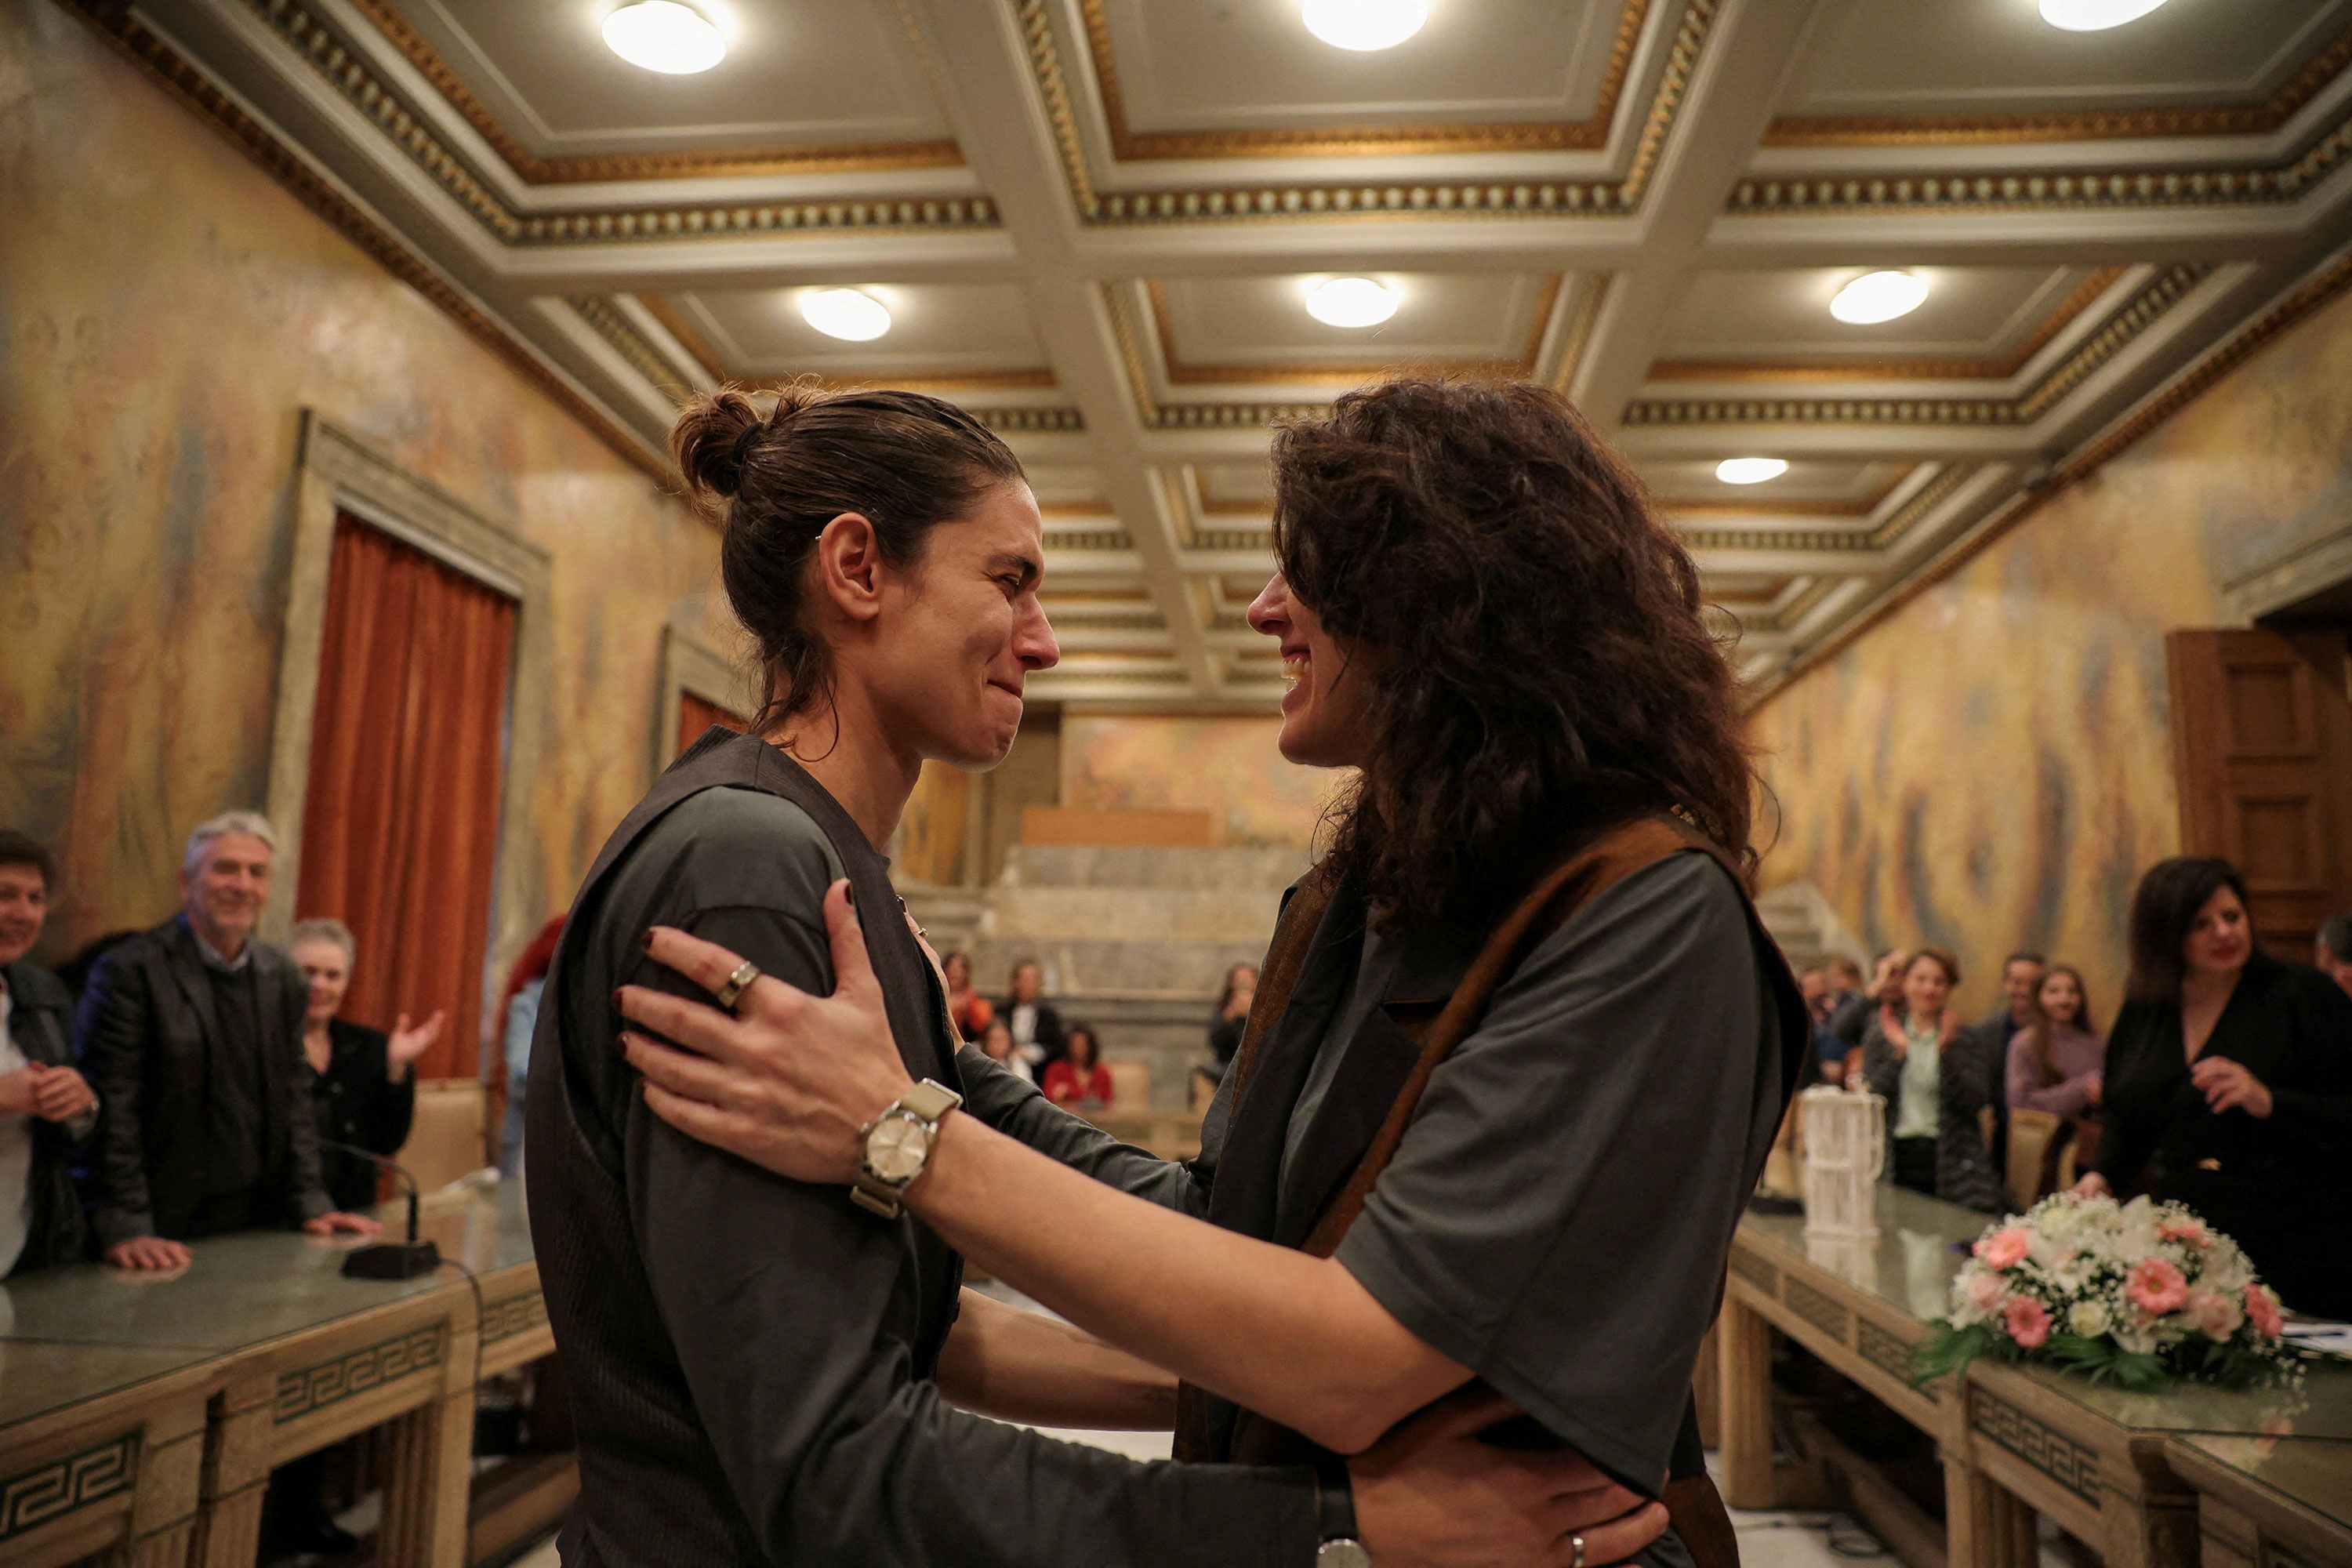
[286,920,441,1212]
[2078,858,2352,1317]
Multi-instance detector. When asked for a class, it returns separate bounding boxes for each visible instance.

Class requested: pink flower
[2127,1258,2190,1316]
[1965,1272,2005,1317]
[2245,1284,2285,1341]
[2158,1217,2210,1250]
[2005,1295,2053,1350]
[2189,1290,2243,1341]
[1975,1229,2032,1270]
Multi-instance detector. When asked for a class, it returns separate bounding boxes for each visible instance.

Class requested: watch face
[1316,1542,1371,1568]
[867,1114,932,1182]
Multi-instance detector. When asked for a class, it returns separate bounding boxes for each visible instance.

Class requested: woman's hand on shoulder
[616,881,913,1184]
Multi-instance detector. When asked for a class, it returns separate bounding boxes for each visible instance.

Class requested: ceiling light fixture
[1716,457,1789,485]
[800,288,893,342]
[602,1,726,74]
[1301,0,1430,52]
[1304,276,1398,328]
[1831,270,1930,325]
[2038,0,2171,32]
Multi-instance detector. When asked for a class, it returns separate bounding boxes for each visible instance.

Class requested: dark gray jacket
[527,728,1316,1568]
[2,959,96,1272]
[1860,1012,2002,1213]
[74,915,331,1247]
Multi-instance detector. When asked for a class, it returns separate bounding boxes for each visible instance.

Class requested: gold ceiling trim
[1076,0,1649,161]
[1194,528,1276,553]
[1762,21,2352,150]
[1142,274,1563,386]
[52,0,670,487]
[1625,266,2208,426]
[203,0,998,245]
[1726,105,2352,216]
[1864,464,1974,551]
[1679,527,1871,553]
[339,0,964,183]
[572,296,693,402]
[1549,275,1610,394]
[1647,267,2129,384]
[1021,0,1722,224]
[621,296,1059,395]
[1755,246,2352,706]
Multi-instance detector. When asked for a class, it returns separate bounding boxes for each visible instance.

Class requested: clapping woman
[1861,949,2000,1211]
[287,918,443,1212]
[2075,859,2352,1316]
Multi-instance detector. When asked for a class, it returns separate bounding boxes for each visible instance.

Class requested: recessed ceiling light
[1716,458,1789,485]
[1301,0,1429,52]
[2038,0,2170,31]
[800,288,892,342]
[603,2,725,74]
[1305,277,1399,328]
[1831,270,1930,325]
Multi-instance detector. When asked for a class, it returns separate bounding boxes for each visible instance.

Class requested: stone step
[979,885,1283,946]
[1004,844,1308,893]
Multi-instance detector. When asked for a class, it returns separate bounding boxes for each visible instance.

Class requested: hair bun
[670,388,763,500]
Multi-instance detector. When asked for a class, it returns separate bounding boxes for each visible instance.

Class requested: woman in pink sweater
[2005,964,2104,1117]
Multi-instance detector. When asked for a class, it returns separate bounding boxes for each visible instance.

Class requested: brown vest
[1174,815,1806,1568]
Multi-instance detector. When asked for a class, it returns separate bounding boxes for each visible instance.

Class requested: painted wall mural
[0,0,728,973]
[1061,715,1346,851]
[1752,279,2352,1014]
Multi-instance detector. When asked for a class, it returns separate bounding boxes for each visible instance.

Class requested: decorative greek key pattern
[275,1328,443,1424]
[1972,1388,2100,1504]
[1856,1319,1936,1402]
[0,1435,135,1544]
[480,1291,548,1345]
[1783,1277,1852,1344]
[1728,1250,1777,1294]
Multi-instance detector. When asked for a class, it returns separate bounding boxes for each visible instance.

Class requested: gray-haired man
[75,811,380,1270]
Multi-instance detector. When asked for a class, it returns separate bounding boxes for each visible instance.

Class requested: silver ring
[1570,1534,1587,1568]
[714,959,762,1013]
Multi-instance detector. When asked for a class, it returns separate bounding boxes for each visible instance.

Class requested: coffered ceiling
[66,0,2352,706]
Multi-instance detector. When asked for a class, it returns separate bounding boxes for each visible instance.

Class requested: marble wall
[1752,278,2352,1014]
[1060,715,1345,851]
[0,1,728,970]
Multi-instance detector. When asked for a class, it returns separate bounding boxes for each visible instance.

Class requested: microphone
[321,1139,442,1279]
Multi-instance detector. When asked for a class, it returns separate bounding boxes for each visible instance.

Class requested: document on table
[2279,1319,2352,1357]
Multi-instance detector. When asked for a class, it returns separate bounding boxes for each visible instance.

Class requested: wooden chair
[2005,1108,2065,1212]
[1105,1057,1151,1113]
[397,1078,491,1192]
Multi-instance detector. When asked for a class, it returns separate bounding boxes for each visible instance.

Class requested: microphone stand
[321,1139,442,1279]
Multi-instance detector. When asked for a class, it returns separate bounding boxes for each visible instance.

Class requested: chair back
[397,1078,491,1192]
[2005,1108,2064,1212]
[1105,1057,1151,1112]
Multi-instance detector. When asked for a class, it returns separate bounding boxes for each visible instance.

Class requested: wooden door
[2165,629,2352,956]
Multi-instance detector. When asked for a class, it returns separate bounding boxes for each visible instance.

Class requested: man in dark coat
[0,831,100,1276]
[74,811,379,1271]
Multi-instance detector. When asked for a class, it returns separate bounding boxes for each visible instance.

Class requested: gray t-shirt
[1254,850,1780,1492]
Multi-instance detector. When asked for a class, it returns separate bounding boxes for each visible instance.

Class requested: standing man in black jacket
[0,831,100,1277]
[74,811,380,1271]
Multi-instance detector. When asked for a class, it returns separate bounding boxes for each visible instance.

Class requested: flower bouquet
[1912,1192,2306,1391]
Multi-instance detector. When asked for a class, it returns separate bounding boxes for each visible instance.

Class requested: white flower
[2068,1299,2112,1338]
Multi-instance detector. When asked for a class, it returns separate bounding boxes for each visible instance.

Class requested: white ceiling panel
[1656,266,2103,362]
[663,284,1046,376]
[1155,271,1552,368]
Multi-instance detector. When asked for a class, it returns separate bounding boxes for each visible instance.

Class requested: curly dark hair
[1270,378,1755,934]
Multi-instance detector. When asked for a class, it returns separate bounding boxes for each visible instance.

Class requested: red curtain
[298,514,517,1081]
[677,691,747,755]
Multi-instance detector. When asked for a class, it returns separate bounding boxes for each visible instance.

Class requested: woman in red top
[941,950,993,1040]
[1042,1023,1113,1109]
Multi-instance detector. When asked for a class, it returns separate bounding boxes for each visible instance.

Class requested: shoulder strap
[1297,817,1720,1258]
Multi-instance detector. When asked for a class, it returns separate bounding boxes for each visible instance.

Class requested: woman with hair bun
[619,377,1806,1568]
[530,383,1648,1568]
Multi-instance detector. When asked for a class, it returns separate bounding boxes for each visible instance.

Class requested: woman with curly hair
[619,378,1806,1568]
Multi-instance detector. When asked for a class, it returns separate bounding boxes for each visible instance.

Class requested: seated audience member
[2078,858,2352,1317]
[1207,960,1255,1073]
[1862,948,2001,1210]
[75,811,380,1272]
[999,956,1065,1082]
[0,831,100,1277]
[941,949,993,1040]
[1042,1022,1114,1110]
[2005,964,2103,1193]
[2318,913,2352,999]
[975,1017,1033,1084]
[287,918,444,1213]
[497,916,564,1177]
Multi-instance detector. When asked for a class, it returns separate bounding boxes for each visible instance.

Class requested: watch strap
[1313,1453,1359,1546]
[898,1078,964,1122]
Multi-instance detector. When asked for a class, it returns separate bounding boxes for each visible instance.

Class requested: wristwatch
[1314,1454,1370,1566]
[851,1080,963,1219]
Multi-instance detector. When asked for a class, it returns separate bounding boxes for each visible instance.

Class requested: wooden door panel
[2166,629,2352,956]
